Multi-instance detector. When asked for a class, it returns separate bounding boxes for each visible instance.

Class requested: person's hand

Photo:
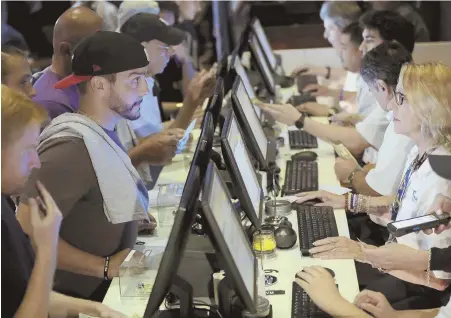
[330,112,363,127]
[295,267,345,313]
[291,65,328,78]
[296,102,330,116]
[108,248,132,279]
[309,236,365,261]
[334,158,359,184]
[424,194,451,234]
[138,128,185,165]
[29,181,63,253]
[354,290,397,318]
[295,190,345,208]
[256,102,302,126]
[302,84,333,97]
[362,243,429,272]
[186,69,216,106]
[173,43,189,63]
[92,303,128,318]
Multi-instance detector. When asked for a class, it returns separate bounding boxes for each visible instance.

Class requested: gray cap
[117,0,160,30]
[429,155,451,181]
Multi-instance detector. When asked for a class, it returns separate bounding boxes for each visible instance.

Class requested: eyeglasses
[392,87,406,106]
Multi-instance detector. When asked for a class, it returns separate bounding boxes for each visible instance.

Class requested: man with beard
[17,31,151,302]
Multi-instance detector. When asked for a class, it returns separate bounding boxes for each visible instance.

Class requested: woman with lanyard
[295,62,451,310]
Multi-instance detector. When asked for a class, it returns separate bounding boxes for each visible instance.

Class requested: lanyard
[390,152,428,221]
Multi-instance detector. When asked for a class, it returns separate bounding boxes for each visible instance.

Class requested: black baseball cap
[120,12,185,46]
[430,155,451,181]
[54,31,149,89]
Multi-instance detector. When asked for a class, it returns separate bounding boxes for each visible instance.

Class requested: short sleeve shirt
[19,137,137,298]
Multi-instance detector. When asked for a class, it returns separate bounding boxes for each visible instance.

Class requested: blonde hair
[1,85,48,148]
[1,48,28,83]
[400,62,451,151]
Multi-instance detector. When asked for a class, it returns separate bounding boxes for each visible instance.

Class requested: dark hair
[1,46,28,83]
[342,22,363,45]
[360,10,415,53]
[157,1,179,16]
[360,41,413,87]
[77,74,116,94]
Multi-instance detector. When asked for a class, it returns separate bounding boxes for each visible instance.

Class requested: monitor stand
[151,275,221,318]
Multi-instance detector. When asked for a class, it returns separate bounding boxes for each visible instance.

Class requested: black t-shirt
[156,20,199,103]
[1,194,35,317]
[431,247,451,273]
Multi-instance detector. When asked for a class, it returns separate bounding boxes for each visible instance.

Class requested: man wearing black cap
[17,31,153,302]
[119,12,215,188]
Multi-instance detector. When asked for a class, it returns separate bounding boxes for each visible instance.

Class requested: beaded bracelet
[345,193,350,213]
[426,249,431,287]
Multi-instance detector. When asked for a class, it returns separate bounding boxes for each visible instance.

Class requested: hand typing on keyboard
[309,236,370,261]
[294,266,345,316]
[295,190,345,208]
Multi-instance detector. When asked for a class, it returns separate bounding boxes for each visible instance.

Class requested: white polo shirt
[395,146,451,279]
[356,106,390,164]
[356,76,378,117]
[366,120,415,196]
[366,119,415,226]
[437,298,451,318]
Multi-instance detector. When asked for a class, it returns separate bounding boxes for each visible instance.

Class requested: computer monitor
[250,18,277,71]
[212,0,233,61]
[248,32,276,96]
[231,77,269,171]
[205,77,224,129]
[143,112,215,317]
[201,162,258,313]
[221,111,263,228]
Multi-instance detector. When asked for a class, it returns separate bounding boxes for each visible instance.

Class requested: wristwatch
[294,113,306,129]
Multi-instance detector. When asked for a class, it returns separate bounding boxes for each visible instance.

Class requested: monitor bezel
[201,162,258,313]
[231,77,269,171]
[221,111,263,228]
[250,18,277,71]
[248,32,276,96]
[143,113,215,317]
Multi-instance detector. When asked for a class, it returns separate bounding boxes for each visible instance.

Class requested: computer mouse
[291,151,318,162]
[301,198,323,206]
[274,226,297,249]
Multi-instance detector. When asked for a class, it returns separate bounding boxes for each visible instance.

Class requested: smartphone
[387,213,451,237]
[35,184,47,215]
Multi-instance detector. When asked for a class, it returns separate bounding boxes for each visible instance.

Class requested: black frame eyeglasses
[392,87,406,106]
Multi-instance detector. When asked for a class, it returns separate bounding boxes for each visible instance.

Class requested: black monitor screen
[143,113,215,317]
[231,77,268,170]
[248,32,275,95]
[202,162,257,312]
[251,18,277,71]
[221,111,263,227]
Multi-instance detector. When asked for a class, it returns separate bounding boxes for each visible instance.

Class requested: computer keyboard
[288,131,318,149]
[295,205,339,256]
[291,281,332,317]
[283,160,318,195]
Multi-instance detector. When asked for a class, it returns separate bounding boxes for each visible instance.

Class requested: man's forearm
[49,292,99,317]
[172,95,199,130]
[57,238,104,279]
[128,143,148,167]
[303,118,370,156]
[15,249,56,318]
[181,59,197,96]
[351,170,382,196]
